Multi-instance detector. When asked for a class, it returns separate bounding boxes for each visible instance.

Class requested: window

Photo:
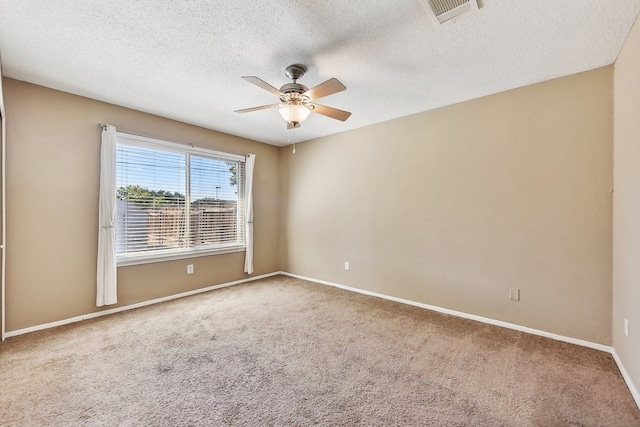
[115,132,246,265]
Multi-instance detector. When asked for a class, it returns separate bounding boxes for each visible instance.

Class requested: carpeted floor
[1,275,639,426]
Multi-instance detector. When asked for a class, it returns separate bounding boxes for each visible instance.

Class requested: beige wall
[3,78,280,331]
[2,64,618,348]
[613,16,640,395]
[280,67,613,345]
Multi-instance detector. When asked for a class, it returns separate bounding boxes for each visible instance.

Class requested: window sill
[117,245,246,267]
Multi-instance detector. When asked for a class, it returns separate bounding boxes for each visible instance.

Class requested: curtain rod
[96,123,177,145]
[96,123,249,159]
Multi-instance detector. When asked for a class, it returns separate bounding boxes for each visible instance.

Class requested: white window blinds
[115,133,245,264]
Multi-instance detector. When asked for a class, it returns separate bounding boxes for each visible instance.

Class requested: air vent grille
[424,0,479,25]
[429,0,468,16]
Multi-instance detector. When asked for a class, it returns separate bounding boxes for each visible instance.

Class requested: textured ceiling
[1,1,639,146]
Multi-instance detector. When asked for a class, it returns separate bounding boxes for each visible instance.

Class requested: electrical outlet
[187,264,194,274]
[509,288,520,301]
[624,318,629,338]
[344,261,350,271]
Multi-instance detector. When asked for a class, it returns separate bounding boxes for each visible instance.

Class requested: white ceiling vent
[423,0,479,25]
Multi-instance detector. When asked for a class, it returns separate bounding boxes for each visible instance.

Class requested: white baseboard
[281,272,611,352]
[612,348,640,411]
[281,271,640,411]
[3,271,280,339]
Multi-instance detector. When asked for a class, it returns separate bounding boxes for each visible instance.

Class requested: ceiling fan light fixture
[279,103,311,126]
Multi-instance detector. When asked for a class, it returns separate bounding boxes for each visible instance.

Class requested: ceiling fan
[235,64,351,129]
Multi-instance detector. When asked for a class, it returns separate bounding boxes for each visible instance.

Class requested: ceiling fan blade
[310,103,352,121]
[303,78,346,101]
[287,121,301,130]
[234,104,280,113]
[241,76,284,97]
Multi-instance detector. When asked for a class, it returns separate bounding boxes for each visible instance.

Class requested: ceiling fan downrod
[283,64,307,82]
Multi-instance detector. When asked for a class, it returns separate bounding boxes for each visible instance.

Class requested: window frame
[114,132,247,267]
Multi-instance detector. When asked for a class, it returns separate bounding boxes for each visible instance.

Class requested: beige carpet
[1,275,639,426]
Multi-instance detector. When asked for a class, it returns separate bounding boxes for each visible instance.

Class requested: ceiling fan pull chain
[287,128,296,154]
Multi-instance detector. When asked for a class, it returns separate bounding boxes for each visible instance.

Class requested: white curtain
[244,154,256,275]
[96,125,118,306]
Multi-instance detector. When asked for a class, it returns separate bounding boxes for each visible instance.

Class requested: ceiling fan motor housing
[279,82,309,96]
